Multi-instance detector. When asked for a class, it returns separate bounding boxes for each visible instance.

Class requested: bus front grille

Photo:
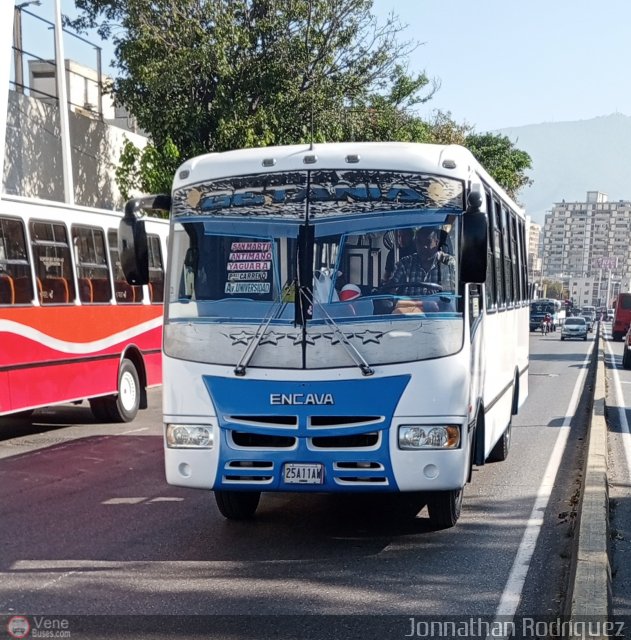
[222,460,275,484]
[309,432,380,449]
[230,431,297,448]
[332,461,388,485]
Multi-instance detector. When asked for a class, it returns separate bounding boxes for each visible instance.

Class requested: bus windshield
[530,300,558,315]
[165,169,466,369]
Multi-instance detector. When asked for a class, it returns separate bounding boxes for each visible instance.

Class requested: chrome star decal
[224,331,254,346]
[287,332,322,345]
[355,330,384,344]
[322,331,355,345]
[259,331,285,345]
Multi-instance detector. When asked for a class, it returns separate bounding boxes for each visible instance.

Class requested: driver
[388,227,456,294]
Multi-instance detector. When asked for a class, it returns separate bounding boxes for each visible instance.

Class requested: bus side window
[147,233,165,303]
[0,216,34,305]
[108,229,143,304]
[72,225,111,304]
[30,220,76,305]
[0,273,15,304]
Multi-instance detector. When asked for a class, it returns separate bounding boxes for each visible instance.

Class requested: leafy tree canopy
[68,0,531,201]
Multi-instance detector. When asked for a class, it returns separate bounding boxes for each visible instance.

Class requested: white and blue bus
[120,142,530,528]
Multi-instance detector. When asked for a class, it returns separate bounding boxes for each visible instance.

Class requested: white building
[28,58,141,133]
[542,191,631,306]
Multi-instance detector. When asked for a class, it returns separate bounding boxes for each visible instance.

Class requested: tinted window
[30,220,76,304]
[0,217,34,305]
[72,226,111,303]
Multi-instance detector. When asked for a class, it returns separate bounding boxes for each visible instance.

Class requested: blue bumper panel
[204,375,411,492]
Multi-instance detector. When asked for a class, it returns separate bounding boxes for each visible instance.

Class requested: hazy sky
[371,0,631,132]
[24,0,631,133]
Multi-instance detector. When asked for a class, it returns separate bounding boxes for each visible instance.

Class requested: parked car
[561,317,588,341]
[623,329,631,369]
[607,309,615,322]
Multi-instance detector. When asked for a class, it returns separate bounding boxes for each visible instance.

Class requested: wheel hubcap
[119,371,137,411]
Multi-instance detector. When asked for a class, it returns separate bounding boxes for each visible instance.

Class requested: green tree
[543,280,564,299]
[465,132,533,201]
[116,137,180,208]
[68,0,435,154]
[69,1,532,201]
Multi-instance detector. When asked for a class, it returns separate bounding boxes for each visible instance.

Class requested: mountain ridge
[497,113,631,225]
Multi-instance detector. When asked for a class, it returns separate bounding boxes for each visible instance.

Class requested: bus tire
[426,488,462,529]
[487,420,512,462]
[13,409,34,419]
[214,490,261,520]
[111,359,140,422]
[96,359,141,423]
[623,349,631,370]
[89,397,111,423]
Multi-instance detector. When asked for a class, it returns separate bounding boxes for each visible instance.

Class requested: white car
[561,317,587,341]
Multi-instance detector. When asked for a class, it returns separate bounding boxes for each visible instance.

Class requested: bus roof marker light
[262,158,276,167]
[345,154,360,163]
[179,169,190,180]
[442,159,457,169]
[303,154,318,164]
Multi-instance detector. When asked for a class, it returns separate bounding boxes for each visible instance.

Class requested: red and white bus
[612,292,631,341]
[0,194,168,421]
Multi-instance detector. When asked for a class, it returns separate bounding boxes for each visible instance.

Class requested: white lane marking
[102,497,146,505]
[487,341,594,638]
[120,427,150,435]
[604,340,631,481]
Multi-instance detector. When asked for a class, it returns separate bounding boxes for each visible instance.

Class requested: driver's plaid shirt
[390,252,456,294]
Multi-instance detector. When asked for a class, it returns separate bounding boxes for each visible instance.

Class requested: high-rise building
[527,217,542,278]
[542,191,631,306]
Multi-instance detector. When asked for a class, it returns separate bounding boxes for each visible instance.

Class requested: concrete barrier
[570,324,611,625]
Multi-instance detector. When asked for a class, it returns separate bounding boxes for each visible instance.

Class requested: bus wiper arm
[300,288,374,377]
[234,301,286,377]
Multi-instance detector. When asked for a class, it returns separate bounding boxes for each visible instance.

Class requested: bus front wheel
[214,490,261,520]
[426,488,462,529]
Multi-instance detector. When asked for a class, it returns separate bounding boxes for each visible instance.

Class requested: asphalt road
[0,332,597,639]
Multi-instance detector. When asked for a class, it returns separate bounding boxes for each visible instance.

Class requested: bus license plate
[283,463,324,485]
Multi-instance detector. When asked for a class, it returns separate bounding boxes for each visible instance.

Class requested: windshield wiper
[233,300,287,376]
[300,287,374,377]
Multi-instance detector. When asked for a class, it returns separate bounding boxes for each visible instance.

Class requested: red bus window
[72,225,112,304]
[30,220,75,305]
[0,217,34,305]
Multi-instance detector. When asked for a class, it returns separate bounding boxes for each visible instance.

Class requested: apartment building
[527,217,542,280]
[542,191,631,306]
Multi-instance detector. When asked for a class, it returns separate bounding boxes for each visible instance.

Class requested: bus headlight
[398,425,460,449]
[166,424,214,449]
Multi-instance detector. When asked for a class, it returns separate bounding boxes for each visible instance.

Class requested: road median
[569,324,611,625]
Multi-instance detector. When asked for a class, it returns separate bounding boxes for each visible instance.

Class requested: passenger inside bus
[382,228,415,284]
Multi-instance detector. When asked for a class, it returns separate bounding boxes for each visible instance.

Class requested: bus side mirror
[460,212,488,284]
[119,213,148,285]
[119,194,171,286]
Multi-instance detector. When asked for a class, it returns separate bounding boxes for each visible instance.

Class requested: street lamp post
[13,1,42,94]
